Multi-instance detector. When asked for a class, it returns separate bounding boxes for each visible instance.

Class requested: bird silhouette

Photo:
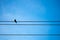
[14,19,17,23]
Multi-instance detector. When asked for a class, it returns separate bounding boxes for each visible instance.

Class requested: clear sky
[0,0,60,40]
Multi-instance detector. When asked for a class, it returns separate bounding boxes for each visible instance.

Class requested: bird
[14,19,17,23]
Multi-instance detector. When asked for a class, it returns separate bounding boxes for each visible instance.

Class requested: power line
[0,24,60,25]
[0,21,60,22]
[0,34,60,36]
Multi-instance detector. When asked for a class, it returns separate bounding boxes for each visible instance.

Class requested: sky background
[0,0,60,40]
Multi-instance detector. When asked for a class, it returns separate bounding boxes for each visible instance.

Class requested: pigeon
[14,19,17,23]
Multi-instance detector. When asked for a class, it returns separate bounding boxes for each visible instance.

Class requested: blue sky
[0,0,60,40]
